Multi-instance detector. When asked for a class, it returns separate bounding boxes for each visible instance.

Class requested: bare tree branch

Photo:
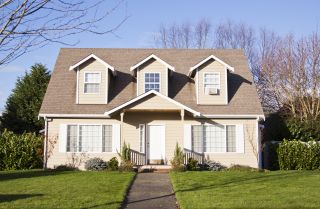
[0,0,129,66]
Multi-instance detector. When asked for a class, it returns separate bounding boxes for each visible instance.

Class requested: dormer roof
[130,54,175,72]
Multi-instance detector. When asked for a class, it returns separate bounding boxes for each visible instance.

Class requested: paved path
[122,173,177,209]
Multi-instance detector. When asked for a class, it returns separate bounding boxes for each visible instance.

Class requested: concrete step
[136,165,172,173]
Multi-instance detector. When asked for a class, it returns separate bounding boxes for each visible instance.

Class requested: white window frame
[144,72,161,93]
[191,123,239,154]
[66,124,113,153]
[203,72,220,94]
[139,124,145,153]
[83,71,101,94]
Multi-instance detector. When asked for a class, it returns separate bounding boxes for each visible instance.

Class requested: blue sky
[0,0,320,111]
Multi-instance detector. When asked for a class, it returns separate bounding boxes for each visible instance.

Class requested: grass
[170,170,320,209]
[0,169,135,209]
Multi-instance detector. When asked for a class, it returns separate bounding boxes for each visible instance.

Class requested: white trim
[83,71,101,94]
[224,66,228,104]
[139,124,146,153]
[130,54,175,71]
[76,68,79,104]
[136,67,140,96]
[189,55,234,77]
[196,69,199,104]
[144,72,161,93]
[199,114,265,119]
[256,118,262,168]
[69,54,116,76]
[104,90,201,117]
[39,114,110,118]
[166,67,168,96]
[203,72,221,94]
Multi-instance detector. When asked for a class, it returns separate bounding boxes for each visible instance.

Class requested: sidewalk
[122,173,177,209]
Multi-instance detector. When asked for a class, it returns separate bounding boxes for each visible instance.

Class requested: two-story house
[39,48,264,169]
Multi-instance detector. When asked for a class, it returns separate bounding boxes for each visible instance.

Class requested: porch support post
[120,111,125,150]
[180,109,185,121]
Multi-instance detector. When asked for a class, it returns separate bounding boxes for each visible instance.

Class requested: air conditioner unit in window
[206,88,219,95]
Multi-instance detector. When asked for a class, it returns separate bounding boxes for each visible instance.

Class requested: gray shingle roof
[39,48,264,116]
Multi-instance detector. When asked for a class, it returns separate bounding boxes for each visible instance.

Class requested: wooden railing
[129,149,146,166]
[184,149,204,165]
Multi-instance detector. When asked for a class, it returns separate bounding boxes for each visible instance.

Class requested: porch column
[120,111,125,150]
[180,109,185,122]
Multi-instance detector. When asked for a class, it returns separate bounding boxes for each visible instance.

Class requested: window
[191,124,237,153]
[84,72,101,93]
[226,125,236,152]
[66,125,112,152]
[139,124,145,153]
[145,73,160,92]
[204,73,220,94]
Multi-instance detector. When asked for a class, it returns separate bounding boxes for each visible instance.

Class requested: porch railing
[129,149,146,166]
[184,149,205,165]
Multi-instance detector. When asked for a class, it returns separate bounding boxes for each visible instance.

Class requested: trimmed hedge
[278,139,320,170]
[0,129,43,170]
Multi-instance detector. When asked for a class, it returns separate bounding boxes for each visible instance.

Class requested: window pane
[144,73,160,93]
[204,73,220,91]
[67,125,78,152]
[84,83,100,93]
[226,125,236,152]
[139,125,145,153]
[79,125,102,152]
[203,125,225,152]
[85,73,100,83]
[102,125,112,152]
[192,125,203,153]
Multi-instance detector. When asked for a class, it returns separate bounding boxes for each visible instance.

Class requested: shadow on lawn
[0,194,43,203]
[0,170,71,182]
[175,171,315,193]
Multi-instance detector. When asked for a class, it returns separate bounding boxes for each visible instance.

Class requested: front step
[137,165,172,173]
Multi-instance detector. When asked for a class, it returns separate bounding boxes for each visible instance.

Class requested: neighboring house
[39,48,264,169]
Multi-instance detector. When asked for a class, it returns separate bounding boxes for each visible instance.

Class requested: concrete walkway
[122,173,177,209]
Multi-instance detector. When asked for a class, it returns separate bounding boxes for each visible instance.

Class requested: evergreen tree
[0,64,50,134]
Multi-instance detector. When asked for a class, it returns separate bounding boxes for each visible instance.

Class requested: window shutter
[236,124,244,153]
[59,124,67,153]
[184,124,192,151]
[112,124,121,153]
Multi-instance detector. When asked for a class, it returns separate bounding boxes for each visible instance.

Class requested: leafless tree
[194,19,211,49]
[0,0,128,66]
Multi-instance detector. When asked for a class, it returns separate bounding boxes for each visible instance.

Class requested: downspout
[256,116,265,169]
[43,116,48,169]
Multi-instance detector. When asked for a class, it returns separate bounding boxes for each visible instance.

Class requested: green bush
[0,129,43,170]
[186,158,199,171]
[278,139,320,170]
[108,157,119,171]
[84,158,107,171]
[286,119,320,142]
[118,142,133,172]
[170,143,185,172]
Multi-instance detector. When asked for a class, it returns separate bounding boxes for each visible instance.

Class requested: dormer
[130,54,175,96]
[69,54,116,104]
[189,55,234,105]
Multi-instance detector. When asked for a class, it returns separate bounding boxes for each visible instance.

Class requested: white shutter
[59,124,67,153]
[184,124,192,151]
[236,124,244,153]
[112,124,121,153]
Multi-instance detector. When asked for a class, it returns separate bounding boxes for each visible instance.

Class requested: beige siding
[137,59,168,96]
[46,113,258,169]
[129,94,180,110]
[197,60,227,105]
[78,59,108,104]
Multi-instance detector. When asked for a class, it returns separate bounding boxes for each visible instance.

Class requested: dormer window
[84,72,101,94]
[145,72,160,93]
[204,72,220,95]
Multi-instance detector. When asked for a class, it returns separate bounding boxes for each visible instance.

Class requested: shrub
[186,158,199,171]
[227,164,261,172]
[278,139,320,170]
[286,119,320,142]
[108,157,119,171]
[118,142,133,172]
[202,160,226,171]
[84,158,107,171]
[0,129,43,170]
[170,143,185,171]
[54,165,79,171]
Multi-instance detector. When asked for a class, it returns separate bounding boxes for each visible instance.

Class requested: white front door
[147,125,165,164]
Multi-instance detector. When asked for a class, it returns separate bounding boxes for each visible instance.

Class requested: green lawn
[170,170,320,209]
[0,170,135,209]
